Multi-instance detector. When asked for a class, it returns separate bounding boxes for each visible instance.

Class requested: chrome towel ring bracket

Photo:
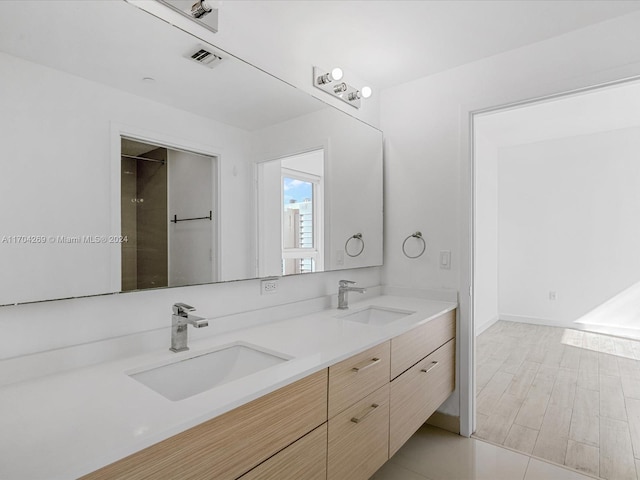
[345,233,365,257]
[402,231,426,259]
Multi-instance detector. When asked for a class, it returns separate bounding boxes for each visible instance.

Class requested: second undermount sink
[128,343,290,401]
[339,306,415,326]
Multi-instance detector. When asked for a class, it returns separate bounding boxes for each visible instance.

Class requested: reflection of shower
[120,143,168,292]
[120,137,217,292]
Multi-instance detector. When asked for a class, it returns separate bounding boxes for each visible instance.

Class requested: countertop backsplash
[0,267,384,386]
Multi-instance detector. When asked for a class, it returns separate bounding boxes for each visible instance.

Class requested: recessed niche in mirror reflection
[0,0,382,305]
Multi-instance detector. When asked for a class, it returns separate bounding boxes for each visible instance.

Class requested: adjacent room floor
[373,424,596,480]
[475,320,640,479]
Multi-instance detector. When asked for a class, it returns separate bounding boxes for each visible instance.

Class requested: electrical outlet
[261,278,279,295]
[336,250,344,266]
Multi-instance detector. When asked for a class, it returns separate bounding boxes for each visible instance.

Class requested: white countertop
[0,295,456,480]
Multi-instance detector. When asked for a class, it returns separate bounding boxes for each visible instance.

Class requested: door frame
[462,74,640,438]
[110,123,221,291]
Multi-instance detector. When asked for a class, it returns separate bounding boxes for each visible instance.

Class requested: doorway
[472,79,640,479]
[120,137,218,291]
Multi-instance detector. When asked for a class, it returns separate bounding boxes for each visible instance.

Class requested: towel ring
[402,231,426,259]
[345,233,365,257]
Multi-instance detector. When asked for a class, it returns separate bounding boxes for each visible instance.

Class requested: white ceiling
[213,0,640,90]
[0,1,325,131]
[475,79,640,147]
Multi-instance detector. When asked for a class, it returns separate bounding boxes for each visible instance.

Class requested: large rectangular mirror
[0,0,383,305]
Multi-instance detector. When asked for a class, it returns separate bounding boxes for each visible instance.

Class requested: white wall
[380,10,640,424]
[498,127,640,326]
[474,133,499,335]
[281,150,324,177]
[257,159,283,277]
[168,150,215,286]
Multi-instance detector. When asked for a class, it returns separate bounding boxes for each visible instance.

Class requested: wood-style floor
[475,321,640,480]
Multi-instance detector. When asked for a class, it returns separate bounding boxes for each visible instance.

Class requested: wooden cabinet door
[389,339,455,456]
[329,341,390,417]
[328,383,390,480]
[239,424,327,480]
[391,310,455,380]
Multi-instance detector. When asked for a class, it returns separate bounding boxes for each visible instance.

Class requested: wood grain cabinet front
[389,339,455,456]
[327,383,390,480]
[82,369,328,480]
[328,341,390,418]
[239,423,328,480]
[390,310,455,380]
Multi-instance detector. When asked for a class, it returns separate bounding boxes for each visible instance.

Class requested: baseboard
[499,314,574,329]
[499,314,640,341]
[426,411,460,434]
[475,315,499,336]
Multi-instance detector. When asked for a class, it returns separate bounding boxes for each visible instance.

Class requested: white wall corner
[475,315,499,336]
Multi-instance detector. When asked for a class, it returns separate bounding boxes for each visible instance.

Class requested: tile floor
[475,320,640,479]
[372,424,596,480]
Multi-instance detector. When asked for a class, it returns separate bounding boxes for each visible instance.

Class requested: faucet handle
[173,303,195,315]
[339,280,356,287]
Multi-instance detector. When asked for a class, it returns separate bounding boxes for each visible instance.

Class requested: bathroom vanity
[0,296,455,479]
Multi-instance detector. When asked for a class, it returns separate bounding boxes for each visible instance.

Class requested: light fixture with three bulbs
[313,66,372,109]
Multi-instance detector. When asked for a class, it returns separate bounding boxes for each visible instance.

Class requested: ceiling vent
[186,46,222,68]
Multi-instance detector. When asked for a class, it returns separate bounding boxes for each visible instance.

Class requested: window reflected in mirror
[258,149,324,277]
[281,151,324,275]
[282,172,320,275]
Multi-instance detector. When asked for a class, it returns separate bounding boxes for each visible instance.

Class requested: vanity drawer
[389,339,455,456]
[390,309,455,379]
[328,340,390,417]
[82,369,328,480]
[239,423,327,480]
[327,383,390,480]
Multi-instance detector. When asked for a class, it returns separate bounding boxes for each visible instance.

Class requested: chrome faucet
[170,303,209,352]
[338,280,366,310]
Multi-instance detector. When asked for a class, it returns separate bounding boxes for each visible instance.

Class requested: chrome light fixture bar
[156,0,218,33]
[313,66,371,109]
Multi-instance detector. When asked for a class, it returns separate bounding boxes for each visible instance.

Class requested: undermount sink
[128,343,290,401]
[339,306,415,326]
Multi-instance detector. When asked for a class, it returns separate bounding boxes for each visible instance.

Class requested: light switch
[439,250,451,269]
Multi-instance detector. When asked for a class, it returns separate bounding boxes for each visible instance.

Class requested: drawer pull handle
[421,361,439,373]
[351,403,379,423]
[352,357,381,373]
